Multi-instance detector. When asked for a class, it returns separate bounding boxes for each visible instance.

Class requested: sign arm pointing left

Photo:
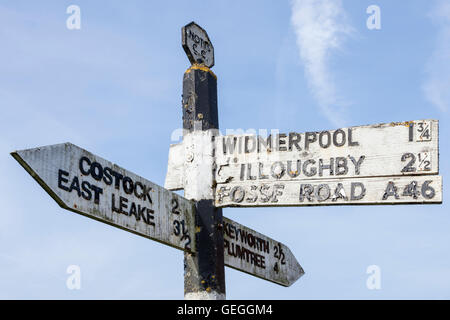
[11,149,67,210]
[11,142,196,253]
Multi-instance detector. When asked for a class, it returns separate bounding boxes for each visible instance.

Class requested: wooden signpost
[223,217,304,287]
[214,120,439,184]
[211,120,442,207]
[215,175,442,207]
[11,143,195,252]
[11,21,442,300]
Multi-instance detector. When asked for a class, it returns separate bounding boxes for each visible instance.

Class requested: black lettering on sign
[111,170,123,189]
[192,43,199,55]
[146,209,155,227]
[287,160,301,178]
[79,157,91,175]
[401,153,416,173]
[319,158,334,177]
[402,181,420,199]
[216,186,230,203]
[348,128,359,146]
[349,156,365,175]
[258,135,272,153]
[143,185,152,204]
[111,194,155,226]
[173,220,181,236]
[122,177,134,194]
[90,162,103,181]
[137,205,149,224]
[225,240,266,269]
[129,202,138,219]
[333,129,346,147]
[273,262,280,273]
[81,181,92,201]
[137,205,147,223]
[382,180,436,201]
[134,181,144,198]
[276,134,287,152]
[77,156,154,204]
[258,162,269,180]
[260,184,272,203]
[270,162,285,179]
[288,132,301,151]
[171,198,180,214]
[247,164,256,180]
[119,196,128,214]
[319,131,331,148]
[351,182,366,201]
[272,184,285,202]
[409,123,414,142]
[111,194,120,213]
[273,243,286,265]
[103,167,113,185]
[421,181,435,199]
[58,168,104,204]
[173,219,191,250]
[332,183,348,202]
[305,132,317,150]
[240,164,245,181]
[299,184,314,202]
[418,153,431,171]
[315,184,330,202]
[230,186,245,203]
[382,182,400,200]
[246,185,258,203]
[417,122,431,140]
[58,169,70,191]
[69,176,81,197]
[303,159,317,177]
[244,136,257,153]
[335,157,348,176]
[89,184,103,204]
[223,136,238,155]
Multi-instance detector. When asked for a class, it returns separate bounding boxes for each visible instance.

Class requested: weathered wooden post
[181,22,226,300]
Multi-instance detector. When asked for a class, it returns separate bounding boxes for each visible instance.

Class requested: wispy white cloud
[290,0,353,127]
[423,0,450,112]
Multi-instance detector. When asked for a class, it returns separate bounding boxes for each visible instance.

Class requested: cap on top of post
[182,22,214,68]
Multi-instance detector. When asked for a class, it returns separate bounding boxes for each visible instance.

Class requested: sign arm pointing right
[223,217,304,287]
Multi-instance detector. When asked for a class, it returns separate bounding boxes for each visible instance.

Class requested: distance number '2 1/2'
[401,152,431,173]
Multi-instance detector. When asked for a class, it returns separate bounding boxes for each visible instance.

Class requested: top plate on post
[182,22,214,68]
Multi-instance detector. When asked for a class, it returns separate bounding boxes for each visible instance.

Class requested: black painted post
[182,65,226,300]
[180,22,225,300]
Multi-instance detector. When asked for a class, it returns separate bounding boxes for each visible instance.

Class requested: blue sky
[0,0,449,299]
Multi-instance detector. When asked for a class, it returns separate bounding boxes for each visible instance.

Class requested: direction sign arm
[223,217,304,287]
[11,143,197,253]
[11,148,69,211]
